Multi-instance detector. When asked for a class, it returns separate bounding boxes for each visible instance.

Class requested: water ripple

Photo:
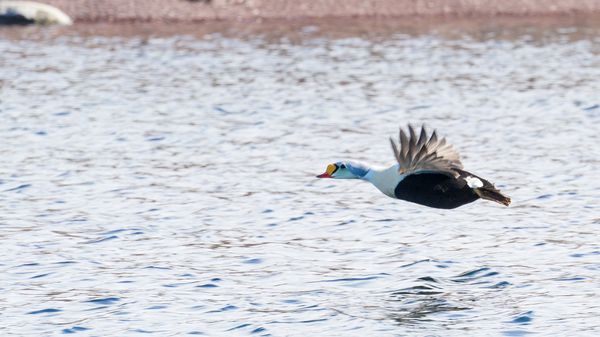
[1,18,599,337]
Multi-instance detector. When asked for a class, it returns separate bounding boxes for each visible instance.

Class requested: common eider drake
[317,125,510,209]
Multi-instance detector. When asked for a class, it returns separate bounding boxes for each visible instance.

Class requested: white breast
[363,164,405,198]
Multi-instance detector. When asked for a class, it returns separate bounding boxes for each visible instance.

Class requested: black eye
[340,164,346,169]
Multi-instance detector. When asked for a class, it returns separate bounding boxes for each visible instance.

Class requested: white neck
[362,164,405,198]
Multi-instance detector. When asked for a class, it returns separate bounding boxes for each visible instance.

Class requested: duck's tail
[474,186,511,206]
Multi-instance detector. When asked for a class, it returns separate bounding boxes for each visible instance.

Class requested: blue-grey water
[1,19,599,336]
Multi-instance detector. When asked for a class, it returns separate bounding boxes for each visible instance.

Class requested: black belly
[394,173,479,209]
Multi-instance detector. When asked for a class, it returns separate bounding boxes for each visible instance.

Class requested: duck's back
[394,172,479,209]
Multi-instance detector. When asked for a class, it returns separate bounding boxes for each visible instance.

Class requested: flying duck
[317,125,510,209]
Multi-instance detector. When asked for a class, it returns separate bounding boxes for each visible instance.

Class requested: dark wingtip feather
[408,124,417,143]
[417,125,428,147]
[390,137,400,160]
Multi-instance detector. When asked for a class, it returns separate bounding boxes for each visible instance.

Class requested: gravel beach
[29,0,600,22]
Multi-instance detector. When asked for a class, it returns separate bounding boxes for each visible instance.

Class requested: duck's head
[316,161,369,179]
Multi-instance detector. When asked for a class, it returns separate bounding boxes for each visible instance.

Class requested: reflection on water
[1,18,599,336]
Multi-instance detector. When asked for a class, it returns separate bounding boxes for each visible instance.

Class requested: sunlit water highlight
[1,19,599,336]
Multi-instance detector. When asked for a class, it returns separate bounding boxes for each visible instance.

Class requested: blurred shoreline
[29,0,600,23]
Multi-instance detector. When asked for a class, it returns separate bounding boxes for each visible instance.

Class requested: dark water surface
[1,18,599,336]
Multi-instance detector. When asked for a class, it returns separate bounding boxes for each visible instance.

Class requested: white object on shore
[0,1,72,25]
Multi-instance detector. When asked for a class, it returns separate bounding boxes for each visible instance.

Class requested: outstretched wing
[390,124,463,177]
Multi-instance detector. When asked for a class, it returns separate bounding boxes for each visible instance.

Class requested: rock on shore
[0,1,72,25]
